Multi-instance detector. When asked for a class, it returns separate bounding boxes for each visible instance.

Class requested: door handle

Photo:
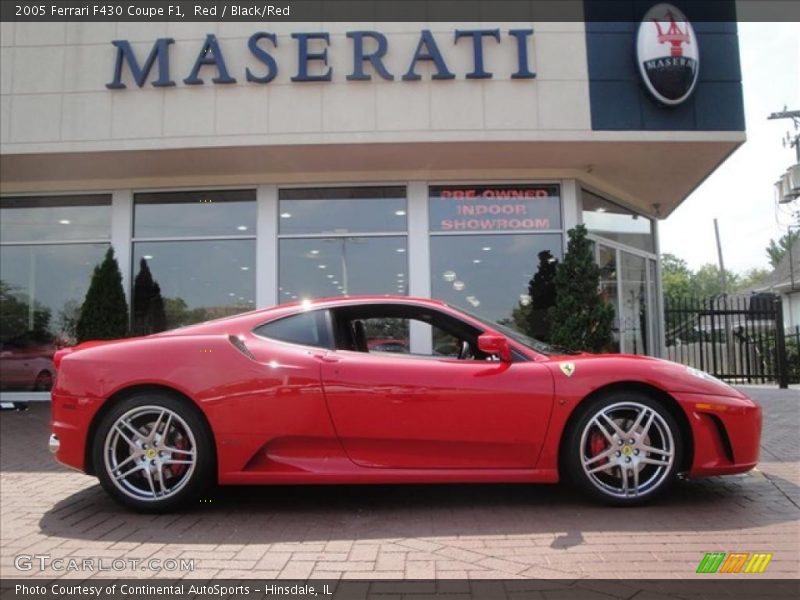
[312,353,340,363]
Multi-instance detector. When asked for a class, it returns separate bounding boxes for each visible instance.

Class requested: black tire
[564,391,683,506]
[34,370,53,391]
[93,391,214,512]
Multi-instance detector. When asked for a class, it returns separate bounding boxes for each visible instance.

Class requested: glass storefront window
[430,233,563,328]
[279,187,407,235]
[279,236,408,301]
[132,189,257,333]
[597,243,621,352]
[131,240,255,332]
[0,195,111,242]
[278,186,408,302]
[0,244,110,391]
[134,189,256,238]
[620,252,649,355]
[1,194,112,392]
[582,190,655,253]
[429,184,561,233]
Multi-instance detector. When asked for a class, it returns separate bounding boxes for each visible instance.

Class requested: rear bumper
[50,390,102,473]
[673,391,762,477]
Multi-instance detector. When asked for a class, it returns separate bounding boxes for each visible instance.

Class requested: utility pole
[766,108,797,388]
[767,109,800,163]
[714,218,734,374]
[714,218,727,294]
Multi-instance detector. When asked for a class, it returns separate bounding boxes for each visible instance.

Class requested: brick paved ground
[1,386,797,580]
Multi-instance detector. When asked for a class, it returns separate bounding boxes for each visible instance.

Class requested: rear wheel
[34,370,53,391]
[93,392,213,512]
[565,392,683,506]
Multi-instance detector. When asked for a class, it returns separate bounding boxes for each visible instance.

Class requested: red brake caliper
[168,436,189,478]
[589,431,608,465]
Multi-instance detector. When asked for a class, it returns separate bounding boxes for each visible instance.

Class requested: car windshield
[455,306,579,356]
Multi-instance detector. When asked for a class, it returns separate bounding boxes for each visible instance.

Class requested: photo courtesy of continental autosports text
[13,582,332,597]
[0,1,798,600]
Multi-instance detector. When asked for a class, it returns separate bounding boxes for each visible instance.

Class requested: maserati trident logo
[636,3,699,106]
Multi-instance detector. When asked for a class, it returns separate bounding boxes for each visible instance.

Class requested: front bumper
[674,391,762,477]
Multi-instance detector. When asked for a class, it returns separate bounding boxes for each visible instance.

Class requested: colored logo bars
[696,552,773,574]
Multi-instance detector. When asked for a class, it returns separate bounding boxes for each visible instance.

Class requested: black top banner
[2,0,800,22]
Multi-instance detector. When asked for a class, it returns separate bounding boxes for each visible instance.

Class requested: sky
[659,21,800,274]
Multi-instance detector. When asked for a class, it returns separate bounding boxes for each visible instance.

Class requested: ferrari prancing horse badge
[559,362,576,377]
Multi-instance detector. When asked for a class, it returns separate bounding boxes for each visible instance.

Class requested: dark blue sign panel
[585,0,744,131]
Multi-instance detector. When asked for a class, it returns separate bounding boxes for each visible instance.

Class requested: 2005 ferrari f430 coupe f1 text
[49,296,762,511]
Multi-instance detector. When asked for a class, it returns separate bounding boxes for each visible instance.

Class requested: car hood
[541,352,747,399]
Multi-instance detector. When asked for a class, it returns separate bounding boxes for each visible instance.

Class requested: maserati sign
[636,3,700,106]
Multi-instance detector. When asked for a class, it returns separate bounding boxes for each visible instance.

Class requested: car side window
[331,305,488,360]
[254,310,332,349]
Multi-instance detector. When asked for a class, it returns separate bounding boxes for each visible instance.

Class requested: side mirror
[477,333,512,363]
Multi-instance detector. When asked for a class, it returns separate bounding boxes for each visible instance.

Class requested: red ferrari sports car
[49,296,762,511]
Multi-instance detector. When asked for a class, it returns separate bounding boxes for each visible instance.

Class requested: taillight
[53,347,75,369]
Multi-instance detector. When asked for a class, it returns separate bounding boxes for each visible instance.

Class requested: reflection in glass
[132,240,255,331]
[279,187,407,235]
[0,244,109,391]
[430,234,562,327]
[620,252,649,356]
[597,244,621,352]
[279,237,408,301]
[0,196,111,242]
[134,190,256,238]
[582,191,654,253]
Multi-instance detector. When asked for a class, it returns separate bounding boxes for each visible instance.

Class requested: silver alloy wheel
[579,401,675,499]
[103,405,197,502]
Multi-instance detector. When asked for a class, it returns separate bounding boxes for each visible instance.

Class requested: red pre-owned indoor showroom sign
[429,185,562,232]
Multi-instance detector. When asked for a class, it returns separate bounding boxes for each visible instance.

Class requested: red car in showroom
[49,296,762,511]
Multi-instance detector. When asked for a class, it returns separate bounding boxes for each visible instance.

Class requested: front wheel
[93,392,214,512]
[564,393,683,506]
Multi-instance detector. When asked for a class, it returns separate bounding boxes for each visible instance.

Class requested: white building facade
[0,3,746,399]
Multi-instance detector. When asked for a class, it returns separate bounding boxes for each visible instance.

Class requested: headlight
[686,366,732,388]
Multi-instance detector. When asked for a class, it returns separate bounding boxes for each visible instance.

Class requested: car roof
[158,295,453,337]
[278,294,449,311]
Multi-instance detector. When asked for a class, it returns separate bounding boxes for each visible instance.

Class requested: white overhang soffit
[1,138,742,219]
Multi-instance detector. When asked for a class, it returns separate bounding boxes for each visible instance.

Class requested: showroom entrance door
[595,241,660,356]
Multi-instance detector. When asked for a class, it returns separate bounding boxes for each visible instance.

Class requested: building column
[256,184,279,308]
[110,189,133,304]
[561,178,580,240]
[407,181,432,354]
[653,219,666,358]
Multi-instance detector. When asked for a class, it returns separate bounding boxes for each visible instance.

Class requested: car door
[319,348,555,470]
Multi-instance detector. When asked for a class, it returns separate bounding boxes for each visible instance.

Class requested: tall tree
[766,230,800,268]
[734,267,771,292]
[132,258,167,335]
[693,263,740,298]
[661,253,694,305]
[549,225,614,352]
[76,248,129,342]
[525,250,559,341]
[0,281,52,343]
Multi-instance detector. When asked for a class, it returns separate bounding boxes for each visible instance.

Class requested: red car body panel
[50,296,762,487]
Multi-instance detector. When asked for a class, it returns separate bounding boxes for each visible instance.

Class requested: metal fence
[664,294,791,388]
